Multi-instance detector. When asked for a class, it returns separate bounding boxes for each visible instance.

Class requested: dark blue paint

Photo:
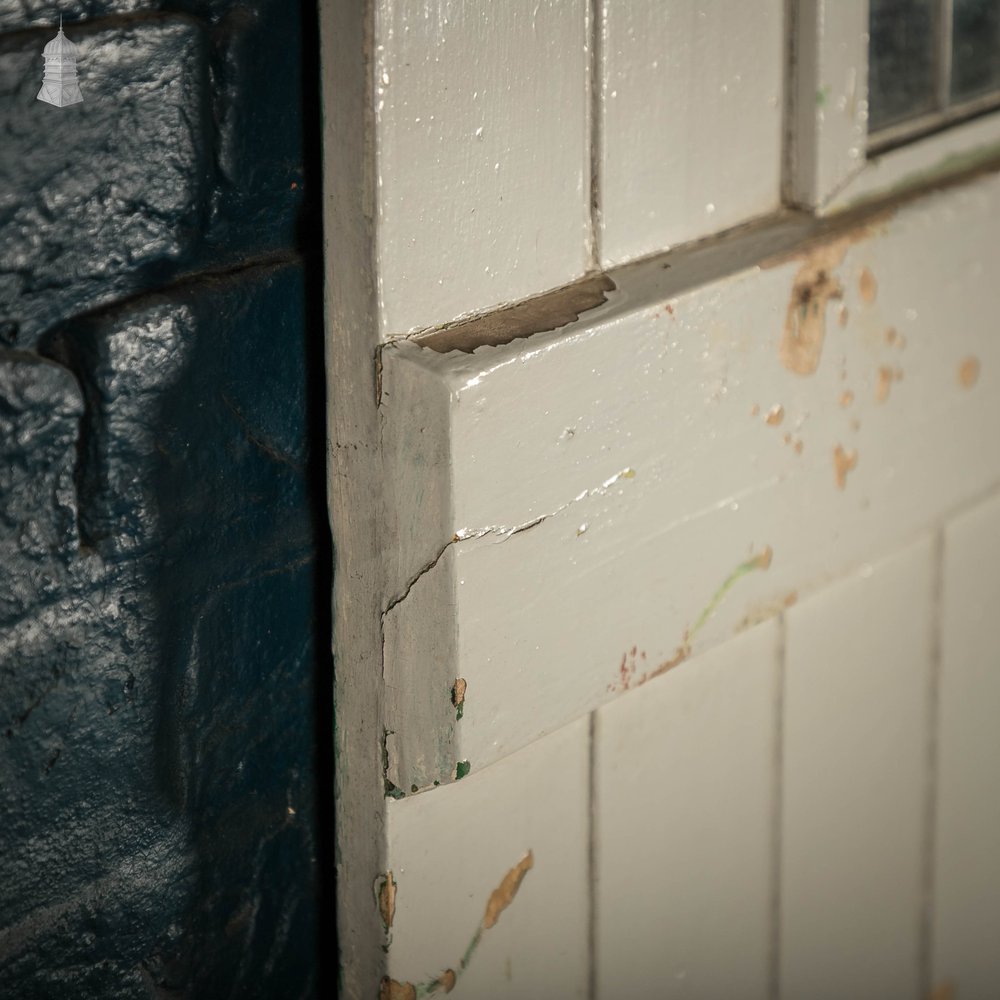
[0,0,331,996]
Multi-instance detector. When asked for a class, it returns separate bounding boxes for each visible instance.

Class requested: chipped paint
[435,970,457,993]
[377,872,397,932]
[451,678,467,721]
[780,245,847,375]
[875,366,895,403]
[387,852,535,998]
[452,466,638,545]
[382,729,406,800]
[958,356,980,388]
[381,978,417,1000]
[483,851,534,929]
[765,404,784,426]
[414,274,616,354]
[859,267,878,304]
[833,444,858,489]
[610,547,773,693]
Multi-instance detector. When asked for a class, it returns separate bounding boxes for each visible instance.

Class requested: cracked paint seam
[382,467,638,620]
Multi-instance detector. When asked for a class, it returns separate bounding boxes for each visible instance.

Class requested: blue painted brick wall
[0,3,329,996]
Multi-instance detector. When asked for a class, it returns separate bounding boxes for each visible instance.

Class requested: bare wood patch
[413,274,616,354]
[483,851,535,930]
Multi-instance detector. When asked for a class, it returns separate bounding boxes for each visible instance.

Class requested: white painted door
[322,3,1000,997]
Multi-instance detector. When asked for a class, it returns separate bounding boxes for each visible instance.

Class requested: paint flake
[833,444,858,489]
[435,969,457,993]
[483,851,534,930]
[775,228,876,376]
[451,678,467,721]
[859,267,878,304]
[389,852,535,997]
[381,978,416,1000]
[781,248,846,375]
[378,872,397,930]
[958,356,980,388]
[875,366,895,403]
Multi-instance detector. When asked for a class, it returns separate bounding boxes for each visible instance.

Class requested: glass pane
[868,0,939,132]
[951,0,1000,102]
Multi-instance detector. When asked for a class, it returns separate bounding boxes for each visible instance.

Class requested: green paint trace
[454,760,471,781]
[610,545,774,694]
[381,851,534,1000]
[687,546,773,645]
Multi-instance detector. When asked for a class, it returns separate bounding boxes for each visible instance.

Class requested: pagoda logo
[37,17,83,107]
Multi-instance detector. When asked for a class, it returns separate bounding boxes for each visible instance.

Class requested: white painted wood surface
[594,621,780,1000]
[384,716,589,1000]
[319,3,387,993]
[932,491,1000,996]
[373,0,591,341]
[325,4,1000,993]
[381,171,1000,792]
[598,0,784,265]
[780,537,935,998]
[829,109,1000,213]
[787,0,868,208]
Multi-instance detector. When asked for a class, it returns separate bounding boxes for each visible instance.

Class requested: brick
[0,19,211,346]
[0,352,84,625]
[0,265,320,998]
[0,1,236,32]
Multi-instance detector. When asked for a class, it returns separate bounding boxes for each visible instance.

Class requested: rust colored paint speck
[875,366,904,402]
[859,267,878,304]
[875,366,895,403]
[958,356,981,388]
[833,445,858,489]
[765,404,785,426]
[777,231,879,376]
[781,256,844,375]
